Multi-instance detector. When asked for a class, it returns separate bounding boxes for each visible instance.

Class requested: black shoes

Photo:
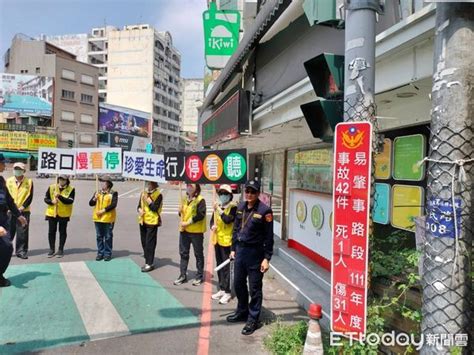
[141,264,154,273]
[47,250,55,258]
[104,256,112,262]
[173,275,187,285]
[241,320,262,335]
[56,250,64,258]
[17,253,28,259]
[226,312,248,323]
[0,277,11,287]
[96,255,104,261]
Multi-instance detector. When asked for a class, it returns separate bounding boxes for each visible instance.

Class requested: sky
[0,0,207,78]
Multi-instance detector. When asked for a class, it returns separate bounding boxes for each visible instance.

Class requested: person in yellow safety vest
[174,183,207,286]
[210,184,237,304]
[44,175,75,258]
[89,175,118,262]
[6,162,33,259]
[137,181,163,272]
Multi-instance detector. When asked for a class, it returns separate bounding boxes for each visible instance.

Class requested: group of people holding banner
[1,146,275,336]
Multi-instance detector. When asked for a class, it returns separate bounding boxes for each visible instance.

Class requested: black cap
[244,179,261,192]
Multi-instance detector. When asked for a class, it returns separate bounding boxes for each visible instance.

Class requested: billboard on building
[99,104,151,138]
[0,73,53,116]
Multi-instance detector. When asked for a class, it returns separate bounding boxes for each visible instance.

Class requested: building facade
[181,79,204,133]
[199,0,438,327]
[46,24,182,152]
[4,35,99,148]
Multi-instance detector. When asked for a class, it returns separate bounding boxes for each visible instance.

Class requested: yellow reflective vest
[45,184,74,218]
[7,176,33,212]
[139,189,162,226]
[93,190,116,223]
[181,195,206,234]
[213,202,237,247]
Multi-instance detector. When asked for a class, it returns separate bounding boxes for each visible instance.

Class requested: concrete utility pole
[420,4,473,355]
[343,0,381,126]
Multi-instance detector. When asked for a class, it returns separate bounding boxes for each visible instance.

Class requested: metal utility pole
[343,0,381,127]
[420,4,473,355]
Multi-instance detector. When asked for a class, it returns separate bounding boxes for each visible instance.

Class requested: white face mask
[186,186,195,196]
[14,170,24,177]
[58,180,67,187]
[219,194,231,205]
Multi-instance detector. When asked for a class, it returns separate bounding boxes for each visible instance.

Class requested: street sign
[164,152,187,181]
[331,121,372,338]
[75,148,122,174]
[146,143,153,153]
[203,2,241,69]
[122,151,166,183]
[184,149,247,184]
[38,148,76,175]
[38,148,122,175]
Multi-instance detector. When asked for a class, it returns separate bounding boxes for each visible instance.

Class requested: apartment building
[46,24,182,152]
[181,79,204,133]
[4,34,99,147]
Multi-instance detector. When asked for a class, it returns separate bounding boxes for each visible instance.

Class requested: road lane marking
[86,258,198,333]
[118,187,142,198]
[60,261,130,341]
[197,240,215,355]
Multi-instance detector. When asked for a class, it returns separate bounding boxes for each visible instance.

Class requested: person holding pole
[137,181,163,272]
[90,175,117,261]
[174,183,206,286]
[0,153,28,287]
[44,175,75,258]
[210,184,237,304]
[227,179,274,335]
[6,162,33,259]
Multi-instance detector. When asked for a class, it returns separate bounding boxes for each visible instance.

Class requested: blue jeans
[95,222,113,257]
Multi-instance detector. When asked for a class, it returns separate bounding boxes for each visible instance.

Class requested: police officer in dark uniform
[227,179,274,335]
[0,153,28,287]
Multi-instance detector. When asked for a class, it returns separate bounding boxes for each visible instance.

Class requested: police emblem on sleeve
[265,213,273,222]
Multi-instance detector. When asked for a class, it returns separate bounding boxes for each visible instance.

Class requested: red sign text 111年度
[331,121,373,337]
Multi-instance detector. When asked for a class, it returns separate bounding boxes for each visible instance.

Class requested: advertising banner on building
[164,152,186,181]
[184,149,247,184]
[38,148,122,175]
[0,73,53,116]
[331,122,372,338]
[123,151,166,183]
[99,105,151,138]
[0,131,29,150]
[28,133,57,150]
[109,132,151,153]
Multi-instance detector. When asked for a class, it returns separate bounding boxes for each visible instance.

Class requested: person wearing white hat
[6,162,33,259]
[210,184,237,304]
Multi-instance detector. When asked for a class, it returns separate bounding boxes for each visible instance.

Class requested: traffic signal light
[67,140,73,148]
[300,53,344,139]
[303,0,344,28]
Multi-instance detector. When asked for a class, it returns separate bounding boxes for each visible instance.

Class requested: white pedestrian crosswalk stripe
[60,261,130,341]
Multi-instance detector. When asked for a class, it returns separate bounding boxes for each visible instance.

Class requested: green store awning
[0,151,33,159]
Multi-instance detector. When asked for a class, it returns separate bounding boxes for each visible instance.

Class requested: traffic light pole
[342,0,380,126]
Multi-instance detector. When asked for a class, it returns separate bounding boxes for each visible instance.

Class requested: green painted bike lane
[0,263,88,354]
[0,258,199,354]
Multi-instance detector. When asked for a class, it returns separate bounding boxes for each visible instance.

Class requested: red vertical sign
[331,122,372,337]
